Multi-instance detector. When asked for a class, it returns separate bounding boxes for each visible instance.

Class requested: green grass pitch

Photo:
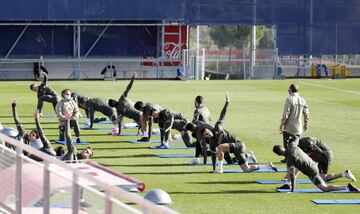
[0,79,359,213]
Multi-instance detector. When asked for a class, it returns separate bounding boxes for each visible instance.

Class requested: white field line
[303,82,360,95]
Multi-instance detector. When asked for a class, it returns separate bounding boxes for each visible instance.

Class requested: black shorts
[229,141,246,165]
[311,174,326,186]
[318,160,330,174]
[172,119,187,132]
[318,150,332,174]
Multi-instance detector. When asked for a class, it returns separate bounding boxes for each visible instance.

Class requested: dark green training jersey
[117,78,141,121]
[37,74,59,98]
[286,145,319,179]
[298,137,333,161]
[86,98,116,118]
[193,105,211,124]
[83,98,117,128]
[35,118,56,157]
[209,102,240,148]
[12,104,29,146]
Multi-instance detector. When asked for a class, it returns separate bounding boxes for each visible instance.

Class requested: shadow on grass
[126,171,209,175]
[167,189,274,195]
[104,163,185,167]
[0,115,36,118]
[93,146,151,150]
[85,141,135,144]
[187,180,255,185]
[92,154,155,159]
[2,122,58,125]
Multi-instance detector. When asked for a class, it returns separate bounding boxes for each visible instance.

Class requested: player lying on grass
[200,93,275,173]
[108,72,147,136]
[35,111,93,161]
[277,134,359,192]
[10,99,93,161]
[134,101,163,142]
[273,137,356,189]
[10,100,56,160]
[76,95,120,134]
[30,71,61,116]
[150,107,194,149]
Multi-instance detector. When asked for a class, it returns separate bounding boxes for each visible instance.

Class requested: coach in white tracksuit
[279,83,309,149]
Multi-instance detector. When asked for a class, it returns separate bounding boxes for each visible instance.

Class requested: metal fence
[182,48,360,80]
[0,133,178,214]
[0,58,181,80]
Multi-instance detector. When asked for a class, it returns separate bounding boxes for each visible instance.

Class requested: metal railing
[0,57,181,80]
[0,133,178,214]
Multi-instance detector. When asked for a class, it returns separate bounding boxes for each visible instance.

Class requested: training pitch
[0,79,359,213]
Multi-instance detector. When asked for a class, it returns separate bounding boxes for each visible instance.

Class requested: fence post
[201,48,205,80]
[105,191,113,214]
[15,147,23,214]
[72,174,79,214]
[43,161,50,214]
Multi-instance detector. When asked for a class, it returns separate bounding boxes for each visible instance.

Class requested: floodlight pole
[309,0,314,70]
[196,25,200,80]
[273,25,278,77]
[250,0,257,79]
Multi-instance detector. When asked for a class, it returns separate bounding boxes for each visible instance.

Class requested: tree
[209,25,267,49]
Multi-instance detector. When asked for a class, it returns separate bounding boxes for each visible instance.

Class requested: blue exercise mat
[127,138,182,144]
[257,180,313,184]
[117,133,138,136]
[43,115,86,119]
[53,140,89,145]
[113,132,160,136]
[205,162,257,166]
[312,199,360,204]
[127,139,161,144]
[79,120,112,125]
[256,180,334,184]
[42,115,58,118]
[150,146,194,150]
[276,189,351,193]
[223,168,286,173]
[156,154,194,158]
[81,127,113,130]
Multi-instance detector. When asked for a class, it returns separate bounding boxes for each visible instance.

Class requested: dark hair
[184,123,195,132]
[195,95,203,105]
[200,128,206,135]
[191,132,197,139]
[85,146,94,158]
[134,101,144,110]
[30,84,35,90]
[273,145,284,156]
[77,96,87,106]
[289,84,299,93]
[61,89,71,97]
[30,129,39,138]
[108,99,118,107]
[149,108,157,116]
[55,146,65,156]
